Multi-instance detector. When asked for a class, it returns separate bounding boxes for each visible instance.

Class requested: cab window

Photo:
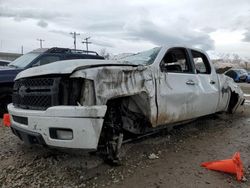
[160,48,193,73]
[32,55,61,67]
[191,50,211,74]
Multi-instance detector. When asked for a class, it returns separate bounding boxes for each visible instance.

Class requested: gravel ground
[1,83,250,188]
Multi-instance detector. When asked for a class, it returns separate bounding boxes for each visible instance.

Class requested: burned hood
[15,59,137,80]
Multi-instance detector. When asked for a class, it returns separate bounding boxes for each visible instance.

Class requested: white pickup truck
[8,46,245,163]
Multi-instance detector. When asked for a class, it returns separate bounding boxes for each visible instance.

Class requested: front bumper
[8,104,107,149]
[11,124,46,146]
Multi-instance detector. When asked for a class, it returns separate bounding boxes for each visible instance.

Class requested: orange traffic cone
[3,113,11,127]
[201,152,244,181]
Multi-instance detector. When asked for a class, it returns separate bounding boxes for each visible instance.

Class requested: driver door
[155,47,200,126]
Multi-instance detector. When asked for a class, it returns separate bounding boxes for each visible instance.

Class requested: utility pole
[82,37,91,53]
[37,39,45,48]
[70,32,80,50]
[21,45,24,54]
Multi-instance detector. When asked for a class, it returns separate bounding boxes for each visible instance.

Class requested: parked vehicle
[224,68,248,82]
[246,72,250,83]
[0,47,104,115]
[7,46,244,164]
[0,59,11,66]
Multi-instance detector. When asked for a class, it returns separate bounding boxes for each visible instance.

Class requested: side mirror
[137,65,146,71]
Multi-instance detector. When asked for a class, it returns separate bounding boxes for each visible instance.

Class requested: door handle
[210,80,216,84]
[186,80,195,85]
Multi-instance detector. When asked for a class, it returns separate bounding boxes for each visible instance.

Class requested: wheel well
[97,93,152,163]
[104,92,151,134]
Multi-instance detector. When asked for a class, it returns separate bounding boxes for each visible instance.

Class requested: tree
[99,48,110,60]
[245,61,248,70]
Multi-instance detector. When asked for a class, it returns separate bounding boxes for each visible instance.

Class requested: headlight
[60,78,95,106]
[79,79,96,106]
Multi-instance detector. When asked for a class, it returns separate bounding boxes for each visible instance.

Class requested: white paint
[8,104,106,149]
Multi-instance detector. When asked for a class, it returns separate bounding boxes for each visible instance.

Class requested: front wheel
[97,99,124,165]
[103,132,124,165]
[227,91,239,114]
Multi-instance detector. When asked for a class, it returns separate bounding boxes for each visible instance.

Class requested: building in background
[0,52,22,61]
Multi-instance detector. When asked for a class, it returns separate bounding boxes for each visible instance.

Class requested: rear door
[188,49,219,114]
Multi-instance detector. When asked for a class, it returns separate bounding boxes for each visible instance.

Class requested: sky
[0,0,250,57]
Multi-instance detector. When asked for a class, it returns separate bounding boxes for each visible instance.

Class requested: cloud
[243,31,250,42]
[49,29,70,36]
[91,38,114,48]
[37,20,48,28]
[86,21,124,32]
[1,0,250,56]
[124,19,215,50]
[0,6,68,21]
[201,27,217,33]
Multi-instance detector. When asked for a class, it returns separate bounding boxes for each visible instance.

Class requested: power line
[70,32,80,50]
[82,37,92,53]
[37,39,45,48]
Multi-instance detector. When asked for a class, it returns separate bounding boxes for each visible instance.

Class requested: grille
[13,77,61,110]
[13,78,54,89]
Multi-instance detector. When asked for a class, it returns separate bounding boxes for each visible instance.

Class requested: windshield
[118,47,161,65]
[8,52,41,68]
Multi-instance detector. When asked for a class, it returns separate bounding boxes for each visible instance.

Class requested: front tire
[227,91,239,114]
[98,99,124,165]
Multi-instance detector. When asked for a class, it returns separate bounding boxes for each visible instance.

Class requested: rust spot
[150,115,157,127]
[157,113,173,126]
[150,113,172,127]
[150,112,189,128]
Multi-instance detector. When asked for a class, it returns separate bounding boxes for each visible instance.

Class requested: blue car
[246,72,250,83]
[224,69,248,82]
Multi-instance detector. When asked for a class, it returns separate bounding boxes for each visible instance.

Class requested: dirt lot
[1,83,250,188]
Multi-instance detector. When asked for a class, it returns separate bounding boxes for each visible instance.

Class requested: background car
[0,59,11,66]
[246,72,250,83]
[224,68,248,82]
